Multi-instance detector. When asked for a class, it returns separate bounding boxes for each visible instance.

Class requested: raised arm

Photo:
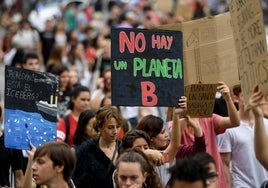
[217,81,240,129]
[220,152,232,188]
[165,96,187,164]
[22,143,36,188]
[250,85,268,170]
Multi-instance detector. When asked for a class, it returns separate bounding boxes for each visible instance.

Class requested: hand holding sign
[217,82,232,102]
[174,96,187,115]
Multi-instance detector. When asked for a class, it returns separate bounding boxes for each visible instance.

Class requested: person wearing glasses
[192,152,218,188]
[168,152,218,188]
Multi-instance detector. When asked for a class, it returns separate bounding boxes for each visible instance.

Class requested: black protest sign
[4,66,58,150]
[111,28,184,107]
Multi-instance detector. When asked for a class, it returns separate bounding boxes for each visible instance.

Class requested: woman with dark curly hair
[73,109,98,147]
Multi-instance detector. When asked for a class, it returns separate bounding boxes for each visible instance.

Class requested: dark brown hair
[115,148,162,188]
[73,109,96,146]
[136,115,164,138]
[120,129,150,153]
[33,141,76,182]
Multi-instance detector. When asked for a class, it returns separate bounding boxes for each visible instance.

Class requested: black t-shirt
[0,134,24,187]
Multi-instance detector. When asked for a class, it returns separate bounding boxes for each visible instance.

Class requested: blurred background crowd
[0,1,267,188]
[0,0,267,81]
[0,0,267,143]
[0,0,267,141]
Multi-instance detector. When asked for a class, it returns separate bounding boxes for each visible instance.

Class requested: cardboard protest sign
[4,66,58,150]
[111,28,184,107]
[158,12,239,87]
[229,0,268,108]
[184,84,218,117]
[166,84,217,121]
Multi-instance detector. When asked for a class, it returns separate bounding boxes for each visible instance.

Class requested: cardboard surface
[166,83,217,120]
[184,84,218,117]
[229,0,268,108]
[175,4,195,21]
[154,0,173,14]
[158,12,239,87]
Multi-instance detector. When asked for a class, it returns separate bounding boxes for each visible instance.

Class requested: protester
[168,152,218,188]
[73,109,98,147]
[90,67,112,111]
[68,69,80,90]
[114,148,162,188]
[72,106,123,188]
[48,64,72,119]
[168,156,209,188]
[40,19,55,66]
[192,152,219,188]
[168,115,206,158]
[21,50,41,71]
[249,85,268,170]
[120,129,170,167]
[136,96,187,187]
[11,19,41,54]
[0,103,24,188]
[66,41,92,88]
[180,81,240,188]
[22,141,76,188]
[46,45,65,72]
[218,84,268,187]
[0,1,234,187]
[57,85,90,147]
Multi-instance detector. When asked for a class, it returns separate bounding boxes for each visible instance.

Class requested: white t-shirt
[155,158,176,187]
[218,119,268,187]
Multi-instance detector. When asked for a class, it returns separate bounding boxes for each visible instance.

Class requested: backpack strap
[63,115,70,143]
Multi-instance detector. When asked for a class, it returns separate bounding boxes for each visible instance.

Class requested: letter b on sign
[141,81,158,106]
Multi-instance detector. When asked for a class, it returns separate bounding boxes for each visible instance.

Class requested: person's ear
[114,170,119,184]
[55,165,64,173]
[143,172,148,182]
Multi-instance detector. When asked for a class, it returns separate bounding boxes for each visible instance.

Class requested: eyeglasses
[206,172,218,183]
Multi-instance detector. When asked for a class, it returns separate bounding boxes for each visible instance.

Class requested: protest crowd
[0,0,268,188]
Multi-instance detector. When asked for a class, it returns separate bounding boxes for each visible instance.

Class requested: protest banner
[184,84,218,117]
[111,28,184,107]
[229,0,268,108]
[158,12,239,87]
[166,83,217,121]
[4,66,58,150]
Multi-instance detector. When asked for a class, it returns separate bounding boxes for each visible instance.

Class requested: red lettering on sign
[119,31,145,53]
[141,81,158,106]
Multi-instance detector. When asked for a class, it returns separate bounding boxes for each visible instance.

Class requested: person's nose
[140,147,146,152]
[31,161,37,171]
[125,178,132,186]
[114,127,119,134]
